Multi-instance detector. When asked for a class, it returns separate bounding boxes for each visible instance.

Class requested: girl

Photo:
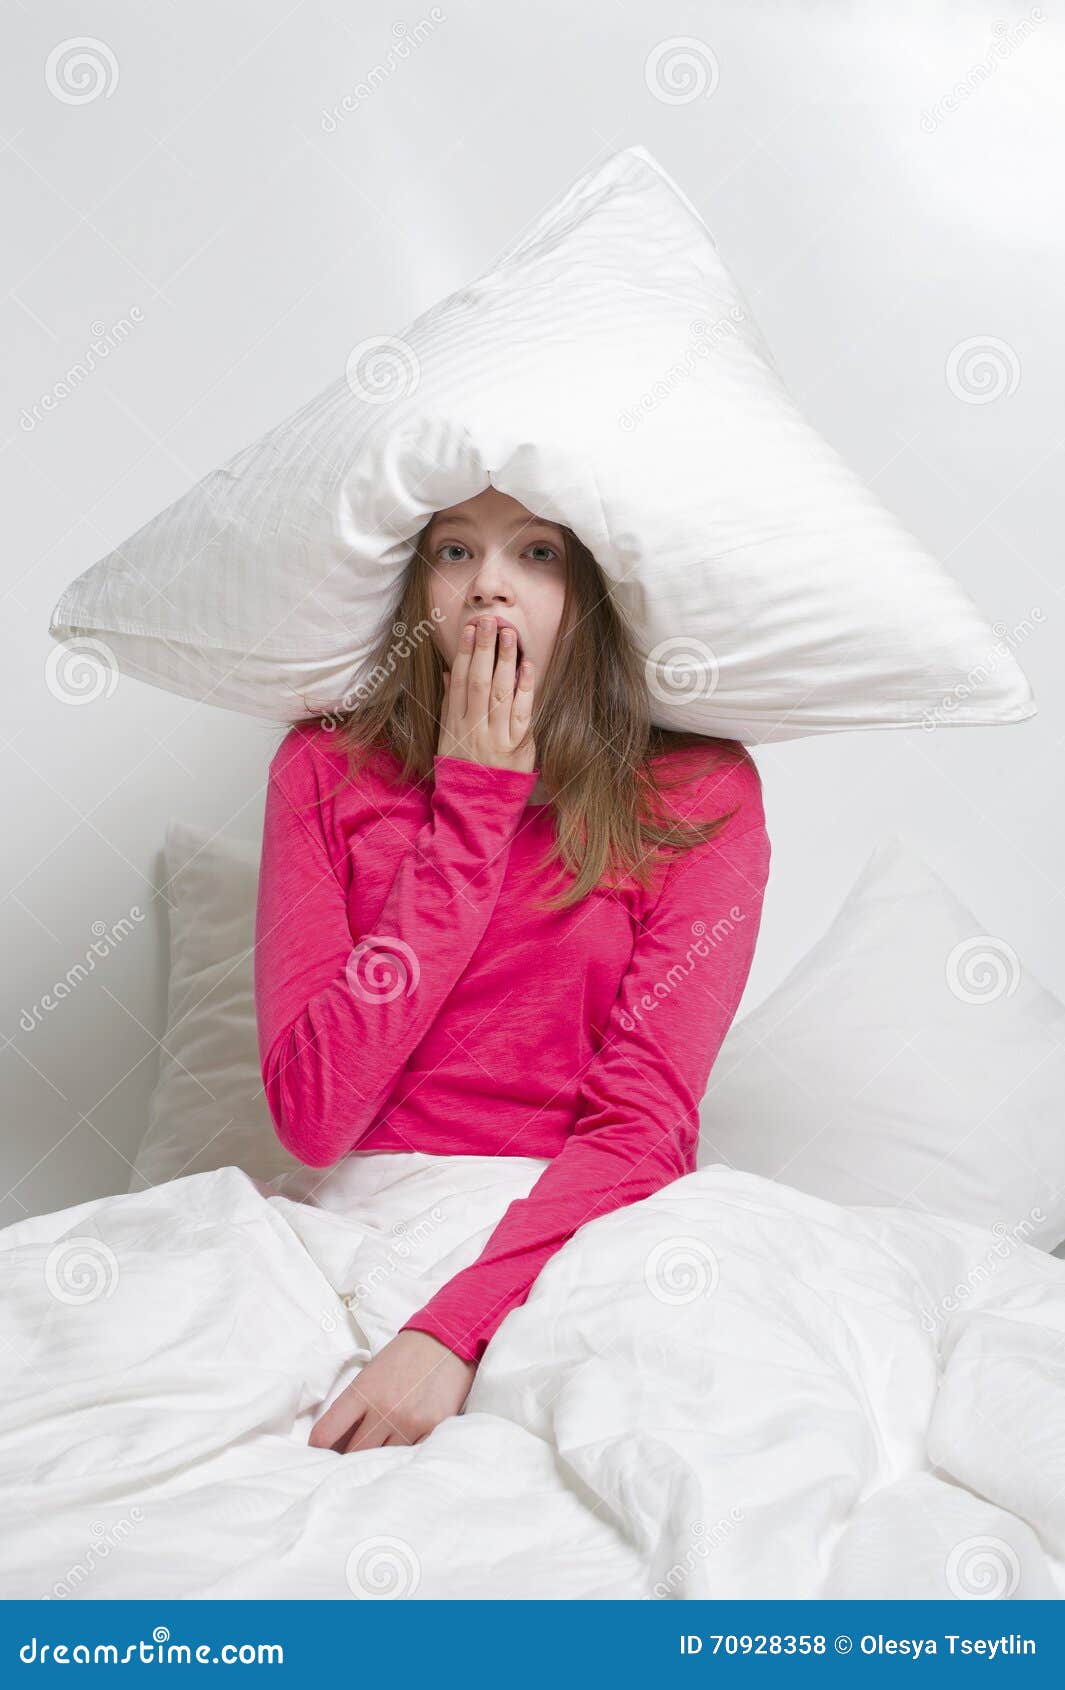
[253,485,771,1454]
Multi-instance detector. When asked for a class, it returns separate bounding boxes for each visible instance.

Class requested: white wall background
[2,0,1062,1227]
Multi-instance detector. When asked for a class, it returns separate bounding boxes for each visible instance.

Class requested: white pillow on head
[697,836,1065,1250]
[52,143,1035,739]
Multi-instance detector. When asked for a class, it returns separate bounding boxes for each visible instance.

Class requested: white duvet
[1,1151,1063,1601]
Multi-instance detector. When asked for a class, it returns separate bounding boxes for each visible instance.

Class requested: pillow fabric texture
[130,821,303,1189]
[698,836,1065,1249]
[49,144,1033,741]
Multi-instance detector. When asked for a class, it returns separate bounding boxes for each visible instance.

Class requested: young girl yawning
[253,484,771,1454]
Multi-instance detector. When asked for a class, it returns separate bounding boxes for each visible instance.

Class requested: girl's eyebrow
[431,514,563,535]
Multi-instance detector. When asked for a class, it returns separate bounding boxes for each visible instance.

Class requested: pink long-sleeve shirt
[253,721,771,1364]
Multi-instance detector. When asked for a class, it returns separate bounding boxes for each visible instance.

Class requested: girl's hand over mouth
[437,613,536,773]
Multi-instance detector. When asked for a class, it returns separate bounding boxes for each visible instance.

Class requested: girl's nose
[467,575,514,606]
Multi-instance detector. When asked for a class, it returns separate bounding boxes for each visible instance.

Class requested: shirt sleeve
[254,743,540,1168]
[398,755,771,1364]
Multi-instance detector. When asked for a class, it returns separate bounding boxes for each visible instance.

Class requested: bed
[2,823,1063,1601]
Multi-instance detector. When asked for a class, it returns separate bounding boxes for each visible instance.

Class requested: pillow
[130,821,302,1189]
[697,836,1065,1250]
[142,817,1063,1262]
[49,144,1032,742]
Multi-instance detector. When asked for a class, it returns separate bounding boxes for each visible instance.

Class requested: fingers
[447,619,476,707]
[438,613,536,768]
[446,615,490,706]
[310,1390,407,1455]
[308,1378,369,1450]
[341,1418,381,1454]
[441,620,483,757]
[488,624,519,726]
[343,1414,413,1454]
[460,616,527,718]
[465,614,499,708]
[510,653,534,744]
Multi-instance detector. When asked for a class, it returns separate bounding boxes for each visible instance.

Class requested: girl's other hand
[437,614,536,774]
[308,1329,476,1453]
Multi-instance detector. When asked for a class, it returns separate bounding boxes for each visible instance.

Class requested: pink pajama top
[253,721,771,1364]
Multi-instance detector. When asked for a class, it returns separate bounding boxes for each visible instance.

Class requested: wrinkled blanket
[1,1152,1063,1600]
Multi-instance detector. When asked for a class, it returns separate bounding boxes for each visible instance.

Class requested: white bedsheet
[1,1152,1063,1601]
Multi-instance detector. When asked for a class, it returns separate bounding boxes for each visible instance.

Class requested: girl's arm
[397,758,771,1363]
[254,738,539,1167]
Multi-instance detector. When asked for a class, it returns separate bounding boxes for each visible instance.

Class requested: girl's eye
[435,539,559,563]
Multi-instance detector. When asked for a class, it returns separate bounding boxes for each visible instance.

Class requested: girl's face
[426,487,568,680]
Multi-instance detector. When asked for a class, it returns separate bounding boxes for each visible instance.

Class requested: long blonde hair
[295,518,748,911]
